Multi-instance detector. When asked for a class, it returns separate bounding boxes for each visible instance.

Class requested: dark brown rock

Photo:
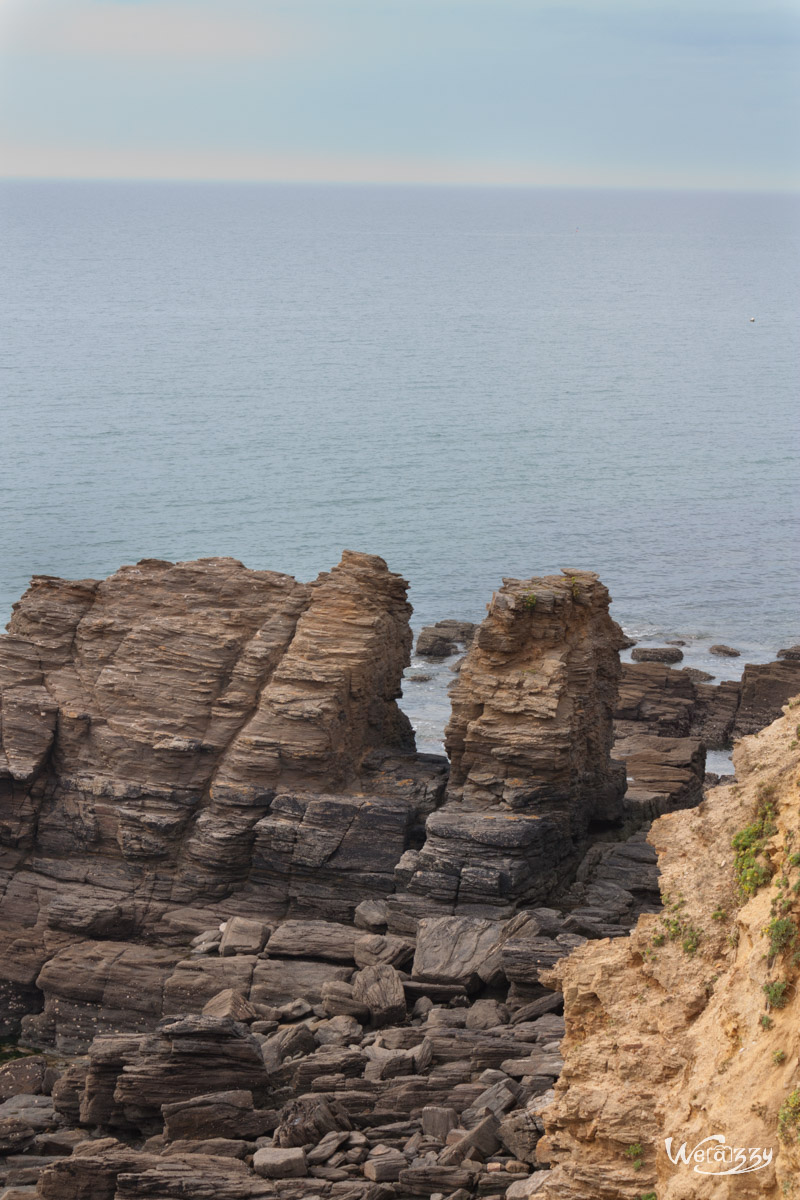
[612,734,705,817]
[416,621,476,658]
[274,1094,352,1147]
[162,1089,276,1141]
[412,917,503,989]
[689,680,741,748]
[398,1165,477,1194]
[733,659,800,737]
[630,646,683,664]
[201,989,258,1023]
[352,964,406,1027]
[266,920,360,962]
[0,1054,47,1101]
[614,662,696,737]
[218,917,270,957]
[353,933,415,970]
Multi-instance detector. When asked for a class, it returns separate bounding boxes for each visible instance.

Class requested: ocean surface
[1,182,798,753]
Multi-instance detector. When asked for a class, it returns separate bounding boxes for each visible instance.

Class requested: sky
[0,0,798,188]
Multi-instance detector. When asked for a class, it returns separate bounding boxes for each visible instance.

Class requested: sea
[1,182,798,760]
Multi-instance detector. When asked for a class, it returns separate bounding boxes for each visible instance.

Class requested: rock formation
[0,551,795,1200]
[391,571,627,918]
[535,699,800,1199]
[0,552,445,1039]
[415,620,476,659]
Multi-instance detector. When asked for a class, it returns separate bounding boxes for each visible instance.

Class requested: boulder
[352,964,406,1026]
[416,620,476,658]
[354,933,415,969]
[201,989,258,1023]
[631,646,684,663]
[218,917,270,957]
[266,920,359,962]
[363,1147,408,1180]
[250,958,353,1007]
[412,917,503,988]
[353,900,389,932]
[0,1055,47,1101]
[252,1146,308,1178]
[612,734,705,817]
[273,1094,351,1147]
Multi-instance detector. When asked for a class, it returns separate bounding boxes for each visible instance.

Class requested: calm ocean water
[1,182,798,750]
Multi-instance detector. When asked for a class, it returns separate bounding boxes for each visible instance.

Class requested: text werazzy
[665,1134,773,1176]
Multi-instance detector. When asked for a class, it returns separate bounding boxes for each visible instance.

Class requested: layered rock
[616,656,800,751]
[733,659,800,737]
[393,571,626,914]
[4,552,795,1200]
[535,699,800,1199]
[0,552,441,1037]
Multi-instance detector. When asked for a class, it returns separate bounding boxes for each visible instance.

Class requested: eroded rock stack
[392,571,627,919]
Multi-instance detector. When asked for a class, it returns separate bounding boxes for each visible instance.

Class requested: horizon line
[2,174,799,195]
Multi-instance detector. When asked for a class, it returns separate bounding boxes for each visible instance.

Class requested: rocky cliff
[1,552,793,1200]
[0,552,445,1037]
[536,699,800,1200]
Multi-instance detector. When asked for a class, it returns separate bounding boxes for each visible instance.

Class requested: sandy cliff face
[537,700,800,1200]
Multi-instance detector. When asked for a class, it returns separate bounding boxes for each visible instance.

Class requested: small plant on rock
[626,1143,644,1171]
[732,801,777,896]
[765,917,799,961]
[778,1088,800,1143]
[682,926,701,955]
[764,980,790,1008]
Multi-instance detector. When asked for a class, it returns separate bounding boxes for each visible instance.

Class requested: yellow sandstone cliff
[536,699,800,1200]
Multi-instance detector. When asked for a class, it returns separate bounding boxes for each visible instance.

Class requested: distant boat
[749,317,755,322]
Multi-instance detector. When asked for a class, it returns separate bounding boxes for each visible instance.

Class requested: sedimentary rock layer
[0,552,439,1032]
[394,571,627,914]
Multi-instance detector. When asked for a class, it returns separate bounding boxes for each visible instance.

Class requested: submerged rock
[415,619,476,659]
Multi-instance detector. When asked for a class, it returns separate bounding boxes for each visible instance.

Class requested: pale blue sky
[0,0,798,187]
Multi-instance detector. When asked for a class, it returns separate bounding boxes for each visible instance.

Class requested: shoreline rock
[0,554,797,1200]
